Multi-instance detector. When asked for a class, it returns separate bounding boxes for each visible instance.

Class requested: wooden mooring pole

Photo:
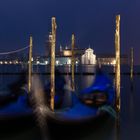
[28,36,33,93]
[50,17,57,111]
[130,47,134,81]
[115,15,121,140]
[71,34,75,91]
[115,15,121,113]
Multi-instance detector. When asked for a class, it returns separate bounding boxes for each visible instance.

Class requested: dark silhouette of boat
[46,70,115,125]
[0,70,28,107]
[79,69,115,107]
[0,69,115,129]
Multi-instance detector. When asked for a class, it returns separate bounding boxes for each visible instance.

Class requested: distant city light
[37,61,40,64]
[4,61,8,64]
[67,59,71,65]
[56,60,59,65]
[45,61,48,65]
[15,61,18,64]
[111,60,116,65]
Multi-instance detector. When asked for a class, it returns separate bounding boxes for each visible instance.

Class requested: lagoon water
[0,65,140,140]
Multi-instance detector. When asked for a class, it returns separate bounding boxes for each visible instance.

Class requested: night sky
[0,0,140,64]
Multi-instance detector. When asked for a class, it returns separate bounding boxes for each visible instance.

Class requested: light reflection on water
[0,65,140,140]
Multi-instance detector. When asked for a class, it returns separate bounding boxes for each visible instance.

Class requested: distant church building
[81,48,96,65]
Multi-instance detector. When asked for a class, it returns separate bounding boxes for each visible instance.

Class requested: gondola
[0,90,34,133]
[79,69,115,107]
[45,70,115,125]
[0,69,115,128]
[0,89,32,120]
[0,70,66,124]
[0,70,34,130]
[43,70,116,140]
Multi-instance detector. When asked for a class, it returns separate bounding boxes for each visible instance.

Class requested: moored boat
[0,70,115,129]
[45,70,115,125]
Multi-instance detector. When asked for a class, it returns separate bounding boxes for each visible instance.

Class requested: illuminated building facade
[81,48,96,65]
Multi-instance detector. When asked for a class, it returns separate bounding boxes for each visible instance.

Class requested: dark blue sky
[0,0,140,64]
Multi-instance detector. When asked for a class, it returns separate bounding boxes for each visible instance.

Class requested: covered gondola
[45,70,115,125]
[0,70,115,127]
